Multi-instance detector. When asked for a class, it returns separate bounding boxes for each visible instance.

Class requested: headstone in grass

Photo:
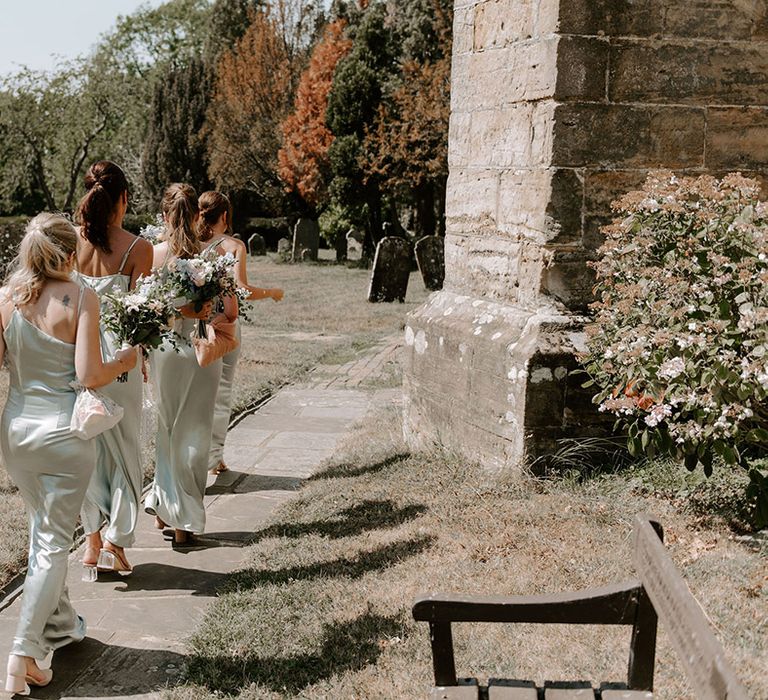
[291,218,319,262]
[346,229,363,261]
[248,233,266,256]
[415,236,444,291]
[368,236,411,303]
[277,237,291,262]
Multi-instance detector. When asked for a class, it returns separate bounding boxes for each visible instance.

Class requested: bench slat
[632,515,749,700]
[544,689,596,699]
[413,580,642,625]
[487,679,537,699]
[430,680,480,700]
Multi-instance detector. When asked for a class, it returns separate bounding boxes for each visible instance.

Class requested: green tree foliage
[0,61,116,212]
[363,0,452,237]
[143,57,212,203]
[204,0,265,63]
[325,1,400,255]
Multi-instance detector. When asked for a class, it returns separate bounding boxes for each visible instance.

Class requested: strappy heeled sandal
[96,547,133,576]
[5,655,53,695]
[209,461,229,476]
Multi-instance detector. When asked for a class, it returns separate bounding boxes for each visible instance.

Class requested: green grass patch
[169,404,767,700]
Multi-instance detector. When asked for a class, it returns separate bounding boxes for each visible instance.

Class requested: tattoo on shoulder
[62,294,71,307]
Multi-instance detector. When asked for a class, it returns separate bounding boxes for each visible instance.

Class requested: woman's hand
[179,300,213,319]
[115,346,139,372]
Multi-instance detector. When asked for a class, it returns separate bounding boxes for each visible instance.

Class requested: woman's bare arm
[75,289,137,388]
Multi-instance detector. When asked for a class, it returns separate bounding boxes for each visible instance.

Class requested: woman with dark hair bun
[197,191,282,476]
[73,161,153,578]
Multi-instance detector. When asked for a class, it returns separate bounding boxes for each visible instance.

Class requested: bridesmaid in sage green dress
[144,184,238,545]
[73,161,153,577]
[0,214,136,694]
[196,191,283,476]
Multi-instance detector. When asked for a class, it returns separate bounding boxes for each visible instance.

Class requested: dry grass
[0,257,429,589]
[170,403,767,700]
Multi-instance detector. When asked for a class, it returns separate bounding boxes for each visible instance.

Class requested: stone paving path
[0,337,402,699]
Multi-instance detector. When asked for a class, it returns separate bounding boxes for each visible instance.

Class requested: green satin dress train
[146,317,223,533]
[0,307,93,659]
[73,239,143,548]
[209,320,241,471]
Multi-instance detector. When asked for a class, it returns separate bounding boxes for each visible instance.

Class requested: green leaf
[684,452,699,471]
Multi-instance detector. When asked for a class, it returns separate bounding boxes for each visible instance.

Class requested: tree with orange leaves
[278,19,352,214]
[205,0,322,210]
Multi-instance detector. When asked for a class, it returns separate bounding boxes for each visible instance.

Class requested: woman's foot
[154,516,167,530]
[209,461,228,476]
[5,654,53,694]
[82,532,102,567]
[173,529,194,546]
[97,543,132,576]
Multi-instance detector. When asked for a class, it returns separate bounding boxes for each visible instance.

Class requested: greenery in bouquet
[102,273,179,380]
[583,171,768,526]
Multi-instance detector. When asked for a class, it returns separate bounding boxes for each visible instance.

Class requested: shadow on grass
[230,534,436,589]
[253,499,426,541]
[187,612,403,694]
[310,452,410,481]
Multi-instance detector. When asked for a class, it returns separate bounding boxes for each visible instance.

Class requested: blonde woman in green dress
[73,161,153,577]
[197,191,283,476]
[145,184,238,545]
[0,214,136,693]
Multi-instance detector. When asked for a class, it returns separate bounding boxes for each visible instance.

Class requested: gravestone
[403,0,768,472]
[277,237,291,262]
[346,229,363,261]
[414,236,445,291]
[367,237,411,303]
[248,233,266,256]
[291,218,319,262]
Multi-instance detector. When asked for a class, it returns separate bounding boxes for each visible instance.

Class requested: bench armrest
[413,580,643,626]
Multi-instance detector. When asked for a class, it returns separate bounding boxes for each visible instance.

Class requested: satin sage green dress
[209,320,241,471]
[73,237,143,548]
[1,300,92,659]
[145,245,224,534]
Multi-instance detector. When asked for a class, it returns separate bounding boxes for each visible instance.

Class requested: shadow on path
[34,637,186,698]
[117,563,227,596]
[230,535,436,589]
[310,453,410,481]
[253,499,426,542]
[205,471,303,496]
[187,612,402,695]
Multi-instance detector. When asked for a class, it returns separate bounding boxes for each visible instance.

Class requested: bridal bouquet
[164,249,239,336]
[102,273,178,381]
[139,215,165,243]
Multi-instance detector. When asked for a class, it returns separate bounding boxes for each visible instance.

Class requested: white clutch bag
[69,382,124,440]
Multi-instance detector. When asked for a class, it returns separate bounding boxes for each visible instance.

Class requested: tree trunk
[415,181,437,238]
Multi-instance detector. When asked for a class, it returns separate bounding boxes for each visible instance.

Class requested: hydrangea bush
[583,171,768,525]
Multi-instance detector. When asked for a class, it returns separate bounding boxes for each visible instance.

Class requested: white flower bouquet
[102,273,178,381]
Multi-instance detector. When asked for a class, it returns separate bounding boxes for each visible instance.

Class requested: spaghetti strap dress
[209,321,241,471]
[0,294,92,660]
[73,237,143,548]
[145,241,224,533]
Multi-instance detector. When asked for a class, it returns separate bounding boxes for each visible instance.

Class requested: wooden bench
[412,514,749,700]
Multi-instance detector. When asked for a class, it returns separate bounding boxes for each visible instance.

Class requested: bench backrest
[632,514,749,700]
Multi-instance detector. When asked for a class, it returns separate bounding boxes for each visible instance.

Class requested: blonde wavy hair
[162,183,200,259]
[4,213,78,306]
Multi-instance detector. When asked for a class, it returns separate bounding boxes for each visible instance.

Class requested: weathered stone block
[539,246,595,312]
[609,41,768,105]
[444,167,499,237]
[468,105,535,169]
[473,0,535,50]
[555,36,609,102]
[706,106,768,170]
[559,0,768,40]
[552,104,706,169]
